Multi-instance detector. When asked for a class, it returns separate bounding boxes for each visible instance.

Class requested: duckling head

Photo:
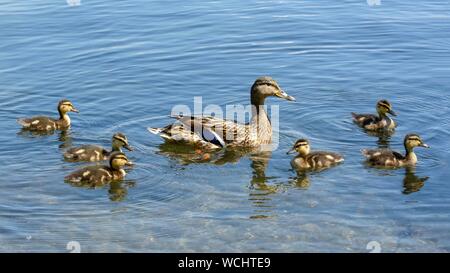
[251,76,295,105]
[287,139,310,156]
[376,100,396,117]
[58,99,79,115]
[404,134,429,151]
[112,132,133,151]
[109,152,133,170]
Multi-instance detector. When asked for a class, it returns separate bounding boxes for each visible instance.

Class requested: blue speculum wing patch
[202,128,225,148]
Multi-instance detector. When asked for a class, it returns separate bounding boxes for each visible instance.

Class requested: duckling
[287,139,344,171]
[352,100,397,131]
[362,134,429,168]
[64,152,132,186]
[63,133,133,162]
[17,99,79,131]
[148,76,295,149]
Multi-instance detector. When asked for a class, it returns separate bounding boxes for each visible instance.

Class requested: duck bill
[124,145,134,151]
[125,161,134,166]
[71,108,79,113]
[388,109,397,116]
[420,143,430,148]
[286,148,296,154]
[276,89,296,101]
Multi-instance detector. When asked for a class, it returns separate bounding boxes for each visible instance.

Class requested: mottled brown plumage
[148,77,295,149]
[64,133,132,162]
[64,152,132,187]
[362,134,429,167]
[287,139,344,171]
[352,99,397,131]
[17,99,79,131]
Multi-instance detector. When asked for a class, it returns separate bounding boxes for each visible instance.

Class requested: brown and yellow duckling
[63,132,133,162]
[17,99,79,131]
[64,152,133,186]
[352,99,397,131]
[362,134,429,168]
[287,139,344,171]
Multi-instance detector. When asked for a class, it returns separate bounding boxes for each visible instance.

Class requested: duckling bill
[18,99,79,131]
[65,152,132,186]
[362,134,429,168]
[64,132,133,162]
[352,100,396,131]
[288,139,344,171]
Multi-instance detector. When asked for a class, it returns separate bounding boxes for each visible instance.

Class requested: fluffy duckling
[65,152,132,186]
[352,100,397,131]
[287,139,344,171]
[362,134,429,168]
[18,99,79,131]
[63,133,133,162]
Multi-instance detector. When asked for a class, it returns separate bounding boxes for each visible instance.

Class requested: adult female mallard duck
[63,133,133,162]
[287,139,344,171]
[17,99,79,131]
[64,152,132,186]
[352,100,397,131]
[148,76,295,149]
[362,134,429,168]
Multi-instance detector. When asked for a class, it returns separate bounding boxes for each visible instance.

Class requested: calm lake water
[1,0,450,252]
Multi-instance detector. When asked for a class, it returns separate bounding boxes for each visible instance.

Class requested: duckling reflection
[402,167,429,195]
[108,180,136,202]
[366,130,394,149]
[58,130,73,149]
[17,128,74,148]
[17,127,57,138]
[289,172,311,189]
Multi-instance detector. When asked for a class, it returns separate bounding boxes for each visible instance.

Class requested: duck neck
[378,111,387,120]
[58,109,71,126]
[111,142,122,152]
[404,145,417,164]
[250,95,272,143]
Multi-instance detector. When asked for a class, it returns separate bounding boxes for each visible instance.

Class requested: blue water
[1,0,450,252]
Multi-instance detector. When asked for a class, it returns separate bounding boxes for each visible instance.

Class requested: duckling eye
[408,137,421,144]
[115,137,127,144]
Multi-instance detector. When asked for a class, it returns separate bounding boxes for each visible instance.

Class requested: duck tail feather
[17,118,30,127]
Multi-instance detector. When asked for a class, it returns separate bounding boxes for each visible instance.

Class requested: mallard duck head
[376,100,396,117]
[251,76,295,104]
[112,132,133,151]
[109,152,133,170]
[287,139,310,156]
[58,99,79,115]
[404,134,429,151]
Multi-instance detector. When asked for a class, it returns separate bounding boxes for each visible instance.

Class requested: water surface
[1,0,450,252]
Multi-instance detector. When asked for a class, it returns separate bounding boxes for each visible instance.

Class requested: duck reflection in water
[402,167,429,194]
[248,151,280,219]
[18,128,74,149]
[66,178,136,202]
[289,172,311,189]
[108,180,136,202]
[363,129,395,149]
[157,143,282,218]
